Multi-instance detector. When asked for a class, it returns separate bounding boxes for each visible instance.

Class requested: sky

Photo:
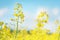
[0,0,60,32]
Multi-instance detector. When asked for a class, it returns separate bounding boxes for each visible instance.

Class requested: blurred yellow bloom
[0,3,60,40]
[14,13,18,17]
[37,11,48,23]
[0,22,4,26]
[37,23,44,27]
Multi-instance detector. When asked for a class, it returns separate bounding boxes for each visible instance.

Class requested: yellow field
[0,3,60,40]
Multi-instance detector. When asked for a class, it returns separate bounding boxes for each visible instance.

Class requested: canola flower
[36,11,48,28]
[0,3,60,40]
[11,3,24,36]
[0,25,60,40]
[0,20,60,40]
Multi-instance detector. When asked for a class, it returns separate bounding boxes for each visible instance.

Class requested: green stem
[16,17,19,33]
[16,16,19,35]
[15,16,19,38]
[16,21,18,33]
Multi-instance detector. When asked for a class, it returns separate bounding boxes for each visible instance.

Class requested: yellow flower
[0,22,4,26]
[37,11,48,23]
[37,23,44,27]
[14,13,18,17]
[2,24,7,30]
[57,25,60,31]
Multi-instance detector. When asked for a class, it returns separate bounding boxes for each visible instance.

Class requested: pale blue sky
[0,0,60,31]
